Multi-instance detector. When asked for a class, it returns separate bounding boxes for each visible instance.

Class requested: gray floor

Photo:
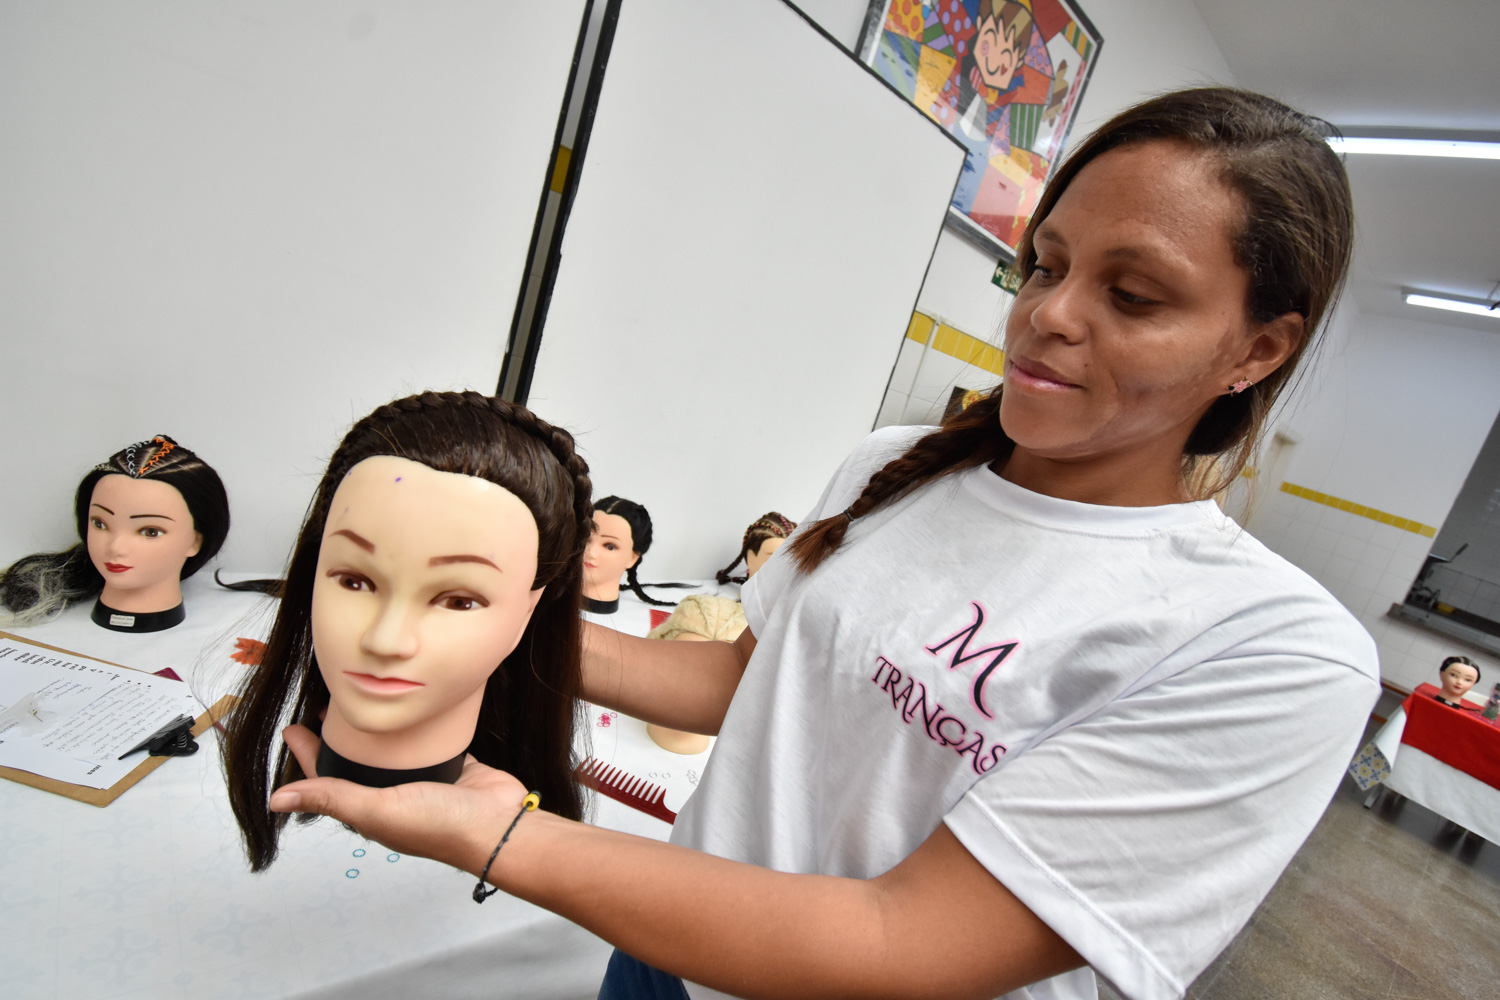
[1103,713,1500,999]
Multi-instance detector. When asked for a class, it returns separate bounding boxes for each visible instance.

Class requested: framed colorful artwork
[858,0,1103,263]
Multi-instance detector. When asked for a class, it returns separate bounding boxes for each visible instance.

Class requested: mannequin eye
[436,594,488,612]
[329,571,374,593]
[603,542,618,551]
[89,517,106,530]
[138,526,165,538]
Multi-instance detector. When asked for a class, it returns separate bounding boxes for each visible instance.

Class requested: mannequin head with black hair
[222,391,591,871]
[0,435,229,630]
[584,496,675,607]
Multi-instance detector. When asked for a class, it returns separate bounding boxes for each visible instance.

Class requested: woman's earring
[1228,378,1253,395]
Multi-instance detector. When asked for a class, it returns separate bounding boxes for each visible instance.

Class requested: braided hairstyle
[590,496,682,607]
[0,435,229,626]
[222,391,593,872]
[715,512,797,585]
[791,87,1353,575]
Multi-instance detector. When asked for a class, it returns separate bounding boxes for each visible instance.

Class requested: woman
[266,89,1379,1000]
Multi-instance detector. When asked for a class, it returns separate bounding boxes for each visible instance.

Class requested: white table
[1363,705,1500,844]
[0,576,714,999]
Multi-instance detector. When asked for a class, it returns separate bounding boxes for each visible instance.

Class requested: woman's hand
[269,724,526,875]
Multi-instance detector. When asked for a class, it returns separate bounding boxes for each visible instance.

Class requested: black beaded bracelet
[472,791,540,903]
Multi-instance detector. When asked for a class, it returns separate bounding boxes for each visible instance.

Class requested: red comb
[574,756,677,825]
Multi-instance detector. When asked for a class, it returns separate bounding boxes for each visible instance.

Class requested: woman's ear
[1231,311,1304,386]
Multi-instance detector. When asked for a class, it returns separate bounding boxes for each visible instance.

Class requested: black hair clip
[117,714,199,760]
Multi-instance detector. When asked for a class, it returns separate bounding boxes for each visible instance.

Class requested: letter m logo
[925,602,1017,719]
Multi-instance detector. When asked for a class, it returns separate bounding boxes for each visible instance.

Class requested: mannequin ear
[187,531,203,559]
[1229,311,1304,387]
[526,585,545,615]
[628,551,641,570]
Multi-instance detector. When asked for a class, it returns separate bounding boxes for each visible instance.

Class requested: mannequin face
[744,536,785,579]
[85,475,202,613]
[582,511,638,601]
[1440,662,1479,702]
[312,456,544,769]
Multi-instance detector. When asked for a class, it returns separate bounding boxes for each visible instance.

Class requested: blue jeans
[597,949,690,1000]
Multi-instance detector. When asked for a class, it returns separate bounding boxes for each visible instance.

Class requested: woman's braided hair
[791,87,1353,574]
[223,391,592,871]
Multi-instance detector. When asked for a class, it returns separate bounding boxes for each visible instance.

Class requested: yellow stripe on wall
[549,146,573,194]
[904,311,1005,376]
[1280,482,1437,536]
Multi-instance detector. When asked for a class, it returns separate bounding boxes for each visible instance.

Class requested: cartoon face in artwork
[311,456,544,770]
[86,474,203,612]
[975,2,1034,91]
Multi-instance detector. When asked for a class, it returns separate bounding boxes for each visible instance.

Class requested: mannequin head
[583,509,640,603]
[224,391,592,871]
[1,435,228,626]
[587,496,676,606]
[715,512,797,585]
[1439,656,1480,703]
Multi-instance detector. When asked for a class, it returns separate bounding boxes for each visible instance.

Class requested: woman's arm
[581,622,755,736]
[271,728,1082,1000]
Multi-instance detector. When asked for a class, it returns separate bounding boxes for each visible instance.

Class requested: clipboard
[0,630,236,807]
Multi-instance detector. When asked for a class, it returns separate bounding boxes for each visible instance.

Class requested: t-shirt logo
[925,602,1019,719]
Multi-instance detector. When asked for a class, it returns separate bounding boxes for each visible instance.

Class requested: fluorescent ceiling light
[1328,136,1500,159]
[1404,290,1500,319]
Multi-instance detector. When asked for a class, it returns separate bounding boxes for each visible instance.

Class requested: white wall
[525,0,964,580]
[1246,306,1500,692]
[0,0,585,574]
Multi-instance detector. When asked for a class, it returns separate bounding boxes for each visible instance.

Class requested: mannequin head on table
[0,435,229,628]
[715,512,797,586]
[224,391,591,871]
[584,495,675,606]
[1438,655,1480,704]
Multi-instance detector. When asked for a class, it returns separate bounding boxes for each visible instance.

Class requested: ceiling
[1193,0,1500,334]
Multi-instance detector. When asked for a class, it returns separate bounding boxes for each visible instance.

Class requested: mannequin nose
[360,602,420,659]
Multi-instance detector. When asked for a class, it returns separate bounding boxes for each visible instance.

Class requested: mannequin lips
[104,563,132,573]
[344,672,425,693]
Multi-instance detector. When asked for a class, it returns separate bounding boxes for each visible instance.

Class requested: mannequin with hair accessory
[643,513,796,754]
[220,391,591,872]
[0,435,229,633]
[1434,655,1481,710]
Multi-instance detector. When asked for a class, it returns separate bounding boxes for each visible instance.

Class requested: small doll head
[224,391,592,871]
[586,496,676,606]
[1439,655,1480,703]
[715,512,797,585]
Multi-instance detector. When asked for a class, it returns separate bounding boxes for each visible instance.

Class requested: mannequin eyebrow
[429,554,501,571]
[331,529,375,552]
[91,504,115,515]
[130,513,175,520]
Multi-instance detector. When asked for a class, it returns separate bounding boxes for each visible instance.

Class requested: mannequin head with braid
[585,496,676,607]
[224,391,592,872]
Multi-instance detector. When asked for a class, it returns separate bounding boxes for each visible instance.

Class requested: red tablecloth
[1400,683,1500,790]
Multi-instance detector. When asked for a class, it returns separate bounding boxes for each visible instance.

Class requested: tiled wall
[875,312,1002,428]
[1246,483,1491,696]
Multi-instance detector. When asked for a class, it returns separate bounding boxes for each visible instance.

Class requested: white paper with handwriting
[0,640,202,788]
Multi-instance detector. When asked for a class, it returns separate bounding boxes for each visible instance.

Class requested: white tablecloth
[0,575,714,999]
[1368,707,1500,843]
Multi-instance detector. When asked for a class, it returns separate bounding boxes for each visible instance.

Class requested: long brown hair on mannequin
[790,86,1353,575]
[222,391,592,872]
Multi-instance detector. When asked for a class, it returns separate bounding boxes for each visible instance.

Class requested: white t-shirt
[671,427,1379,1000]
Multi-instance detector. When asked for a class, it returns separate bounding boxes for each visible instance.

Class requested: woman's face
[744,535,785,579]
[85,474,202,611]
[312,456,544,768]
[1000,140,1299,489]
[582,511,638,600]
[1440,662,1479,702]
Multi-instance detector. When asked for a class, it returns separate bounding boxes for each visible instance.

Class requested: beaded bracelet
[472,791,540,903]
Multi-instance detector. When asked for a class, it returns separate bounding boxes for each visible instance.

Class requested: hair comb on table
[574,757,677,825]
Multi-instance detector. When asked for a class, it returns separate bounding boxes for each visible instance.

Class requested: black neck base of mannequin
[315,741,466,788]
[91,600,186,633]
[584,596,619,615]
